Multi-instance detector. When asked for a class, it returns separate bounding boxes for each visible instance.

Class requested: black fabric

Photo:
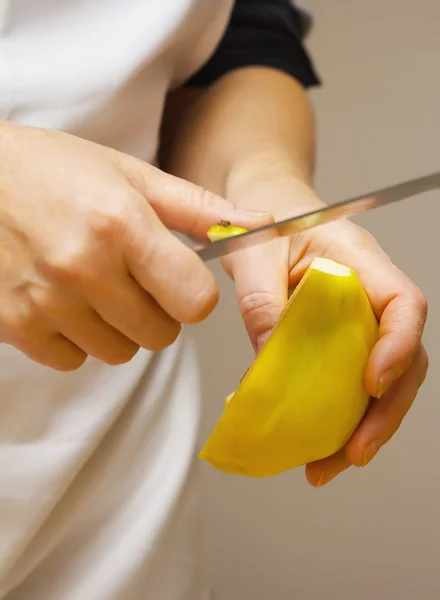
[186,0,321,89]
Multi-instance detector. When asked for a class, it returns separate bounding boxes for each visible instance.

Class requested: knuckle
[41,243,92,283]
[186,186,220,237]
[196,186,218,210]
[239,291,274,318]
[239,290,280,324]
[26,285,57,314]
[89,192,132,237]
[403,285,428,334]
[1,312,36,348]
[186,183,210,207]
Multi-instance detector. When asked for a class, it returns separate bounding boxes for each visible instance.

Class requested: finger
[364,286,428,398]
[56,310,139,365]
[86,274,182,351]
[25,284,141,364]
[0,295,87,370]
[116,155,272,239]
[34,193,186,346]
[121,196,222,324]
[224,235,290,352]
[305,447,352,488]
[307,345,429,486]
[40,183,218,333]
[336,246,428,398]
[13,334,87,372]
[346,345,429,467]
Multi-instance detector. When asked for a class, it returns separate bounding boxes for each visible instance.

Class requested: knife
[195,170,440,262]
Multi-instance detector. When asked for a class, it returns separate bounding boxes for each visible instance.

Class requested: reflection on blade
[195,171,440,262]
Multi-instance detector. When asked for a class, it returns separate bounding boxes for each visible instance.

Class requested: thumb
[117,155,271,239]
[226,235,290,353]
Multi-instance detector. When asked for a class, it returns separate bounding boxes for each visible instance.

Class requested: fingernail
[377,369,398,398]
[362,439,383,466]
[316,466,344,487]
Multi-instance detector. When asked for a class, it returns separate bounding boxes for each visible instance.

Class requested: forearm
[160,66,324,219]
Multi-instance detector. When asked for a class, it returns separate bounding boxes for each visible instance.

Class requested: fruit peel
[207,221,248,242]
[199,257,379,478]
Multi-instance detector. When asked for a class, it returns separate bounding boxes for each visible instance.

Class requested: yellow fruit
[224,392,235,408]
[207,222,248,242]
[199,257,379,478]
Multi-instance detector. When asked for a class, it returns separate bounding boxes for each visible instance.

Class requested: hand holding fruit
[219,175,428,486]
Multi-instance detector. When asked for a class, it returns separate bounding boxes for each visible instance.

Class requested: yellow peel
[199,257,379,478]
[207,223,248,242]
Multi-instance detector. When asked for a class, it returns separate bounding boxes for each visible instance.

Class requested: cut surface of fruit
[207,222,248,242]
[199,257,379,478]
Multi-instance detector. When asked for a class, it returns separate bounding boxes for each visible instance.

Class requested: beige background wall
[194,1,440,598]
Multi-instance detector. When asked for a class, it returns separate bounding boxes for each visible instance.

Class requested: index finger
[115,153,271,239]
[122,193,222,325]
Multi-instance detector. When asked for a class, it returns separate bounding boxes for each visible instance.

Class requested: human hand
[223,174,428,486]
[0,121,268,370]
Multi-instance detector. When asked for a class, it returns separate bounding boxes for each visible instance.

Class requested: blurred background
[192,1,440,598]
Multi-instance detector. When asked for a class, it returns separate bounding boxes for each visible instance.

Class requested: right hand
[0,121,268,370]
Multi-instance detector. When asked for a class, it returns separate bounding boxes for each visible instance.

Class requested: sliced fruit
[199,257,379,478]
[207,221,248,242]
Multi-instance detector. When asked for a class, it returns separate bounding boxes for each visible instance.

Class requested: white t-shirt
[0,1,233,598]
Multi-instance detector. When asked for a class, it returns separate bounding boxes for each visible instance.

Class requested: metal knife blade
[195,170,440,262]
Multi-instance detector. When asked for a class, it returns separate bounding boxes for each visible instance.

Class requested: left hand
[223,176,429,487]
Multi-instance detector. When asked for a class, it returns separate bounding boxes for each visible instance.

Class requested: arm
[159,0,324,350]
[160,65,321,215]
[160,0,321,216]
[159,0,428,487]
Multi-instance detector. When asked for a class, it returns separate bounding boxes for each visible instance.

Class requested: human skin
[0,119,270,370]
[160,66,429,486]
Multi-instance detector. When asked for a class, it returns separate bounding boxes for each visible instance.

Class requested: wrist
[225,147,325,220]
